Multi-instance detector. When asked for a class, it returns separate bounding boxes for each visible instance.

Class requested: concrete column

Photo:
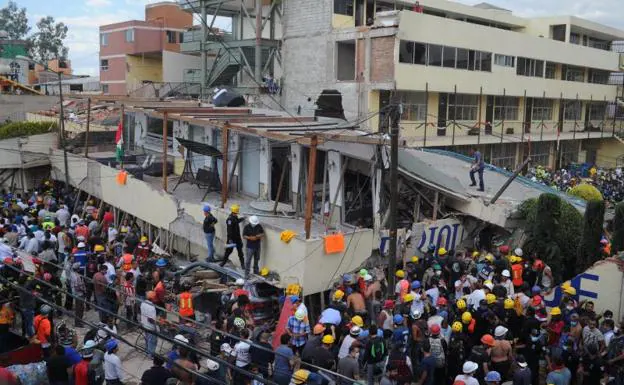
[328,150,343,224]
[134,112,147,147]
[229,133,240,191]
[290,143,302,210]
[372,165,382,234]
[259,138,270,200]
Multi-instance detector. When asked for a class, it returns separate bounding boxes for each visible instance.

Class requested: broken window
[334,0,353,16]
[336,41,356,81]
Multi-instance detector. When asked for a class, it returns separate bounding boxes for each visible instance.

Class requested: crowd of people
[0,181,624,385]
[525,164,624,203]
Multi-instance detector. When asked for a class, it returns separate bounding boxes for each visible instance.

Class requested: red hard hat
[430,324,441,335]
[437,297,448,306]
[499,245,510,254]
[533,259,545,270]
[531,295,542,306]
[43,272,52,281]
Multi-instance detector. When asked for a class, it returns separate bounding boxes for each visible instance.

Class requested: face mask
[435,271,442,276]
[531,335,540,342]
[566,305,574,310]
[570,321,578,326]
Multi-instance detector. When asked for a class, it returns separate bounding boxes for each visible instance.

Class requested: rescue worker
[41,216,55,231]
[35,304,53,357]
[73,242,89,269]
[135,236,151,264]
[220,204,245,268]
[511,256,524,290]
[178,284,195,320]
[119,249,134,273]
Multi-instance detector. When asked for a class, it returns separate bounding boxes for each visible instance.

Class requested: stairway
[207,53,241,87]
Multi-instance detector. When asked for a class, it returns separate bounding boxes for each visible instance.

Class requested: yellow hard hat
[260,267,269,277]
[486,293,496,304]
[504,298,514,309]
[321,334,335,344]
[438,247,447,256]
[472,251,480,258]
[351,315,364,327]
[292,369,310,384]
[395,270,405,278]
[140,236,148,243]
[462,311,472,324]
[333,289,345,300]
[485,254,494,263]
[403,293,415,303]
[231,204,240,214]
[456,299,467,310]
[411,256,419,263]
[94,244,105,252]
[563,286,576,296]
[509,256,517,263]
[452,321,463,333]
[550,307,562,316]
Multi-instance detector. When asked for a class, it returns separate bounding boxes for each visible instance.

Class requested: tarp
[272,297,294,350]
[176,137,222,158]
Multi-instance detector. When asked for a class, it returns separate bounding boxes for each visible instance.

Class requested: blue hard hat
[411,280,421,289]
[155,258,167,267]
[531,285,541,294]
[106,339,118,352]
[393,314,404,324]
[342,273,352,282]
[428,243,436,251]
[108,273,117,281]
[203,205,211,213]
[484,371,501,382]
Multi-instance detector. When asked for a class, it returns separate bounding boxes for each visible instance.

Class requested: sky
[1,0,623,77]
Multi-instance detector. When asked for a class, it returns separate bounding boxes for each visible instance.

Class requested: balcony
[180,30,234,53]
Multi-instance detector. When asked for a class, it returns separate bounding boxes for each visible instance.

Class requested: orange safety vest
[511,264,524,287]
[179,292,194,317]
[122,253,133,272]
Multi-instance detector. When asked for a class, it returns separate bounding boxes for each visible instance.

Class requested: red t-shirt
[73,360,89,385]
[155,281,166,304]
[0,368,18,385]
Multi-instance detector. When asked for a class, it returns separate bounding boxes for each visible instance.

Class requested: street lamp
[16,55,70,189]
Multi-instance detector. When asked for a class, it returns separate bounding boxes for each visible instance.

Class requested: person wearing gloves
[242,215,264,277]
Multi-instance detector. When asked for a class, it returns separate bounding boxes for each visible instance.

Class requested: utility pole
[387,96,401,292]
[58,70,69,189]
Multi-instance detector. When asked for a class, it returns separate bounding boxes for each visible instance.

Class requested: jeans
[220,240,244,268]
[205,232,215,261]
[244,247,261,277]
[145,331,158,357]
[74,298,84,327]
[94,294,106,322]
[21,309,34,337]
[469,166,485,190]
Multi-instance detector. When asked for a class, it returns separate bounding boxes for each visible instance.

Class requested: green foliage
[0,1,30,40]
[578,200,606,272]
[612,202,624,255]
[30,16,69,62]
[569,184,603,202]
[0,121,57,140]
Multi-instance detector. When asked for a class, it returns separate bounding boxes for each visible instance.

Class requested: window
[179,32,184,43]
[570,33,580,45]
[443,46,456,68]
[398,91,427,121]
[334,0,353,16]
[427,44,443,66]
[336,41,355,81]
[166,30,177,44]
[563,100,582,121]
[125,29,134,42]
[494,54,515,67]
[479,52,492,72]
[588,102,607,121]
[100,33,109,46]
[516,57,544,77]
[493,96,520,121]
[456,48,468,69]
[399,41,414,63]
[589,69,610,84]
[102,84,109,94]
[552,25,566,42]
[448,94,479,121]
[491,143,516,169]
[562,65,584,82]
[587,37,610,51]
[532,99,553,121]
[545,62,556,79]
[531,142,551,166]
[100,59,109,71]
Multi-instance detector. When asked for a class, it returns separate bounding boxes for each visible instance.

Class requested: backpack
[369,338,386,363]
[429,336,446,368]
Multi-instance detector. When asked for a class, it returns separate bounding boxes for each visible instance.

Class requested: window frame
[100,59,109,72]
[166,30,177,44]
[102,84,109,94]
[100,33,109,46]
[125,28,135,43]
[493,54,515,67]
[448,94,479,121]
[398,91,427,121]
[531,99,554,121]
[493,96,520,121]
[563,100,582,121]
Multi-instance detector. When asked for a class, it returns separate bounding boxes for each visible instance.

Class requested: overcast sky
[3,0,623,76]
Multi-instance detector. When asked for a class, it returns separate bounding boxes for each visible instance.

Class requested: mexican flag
[115,121,124,163]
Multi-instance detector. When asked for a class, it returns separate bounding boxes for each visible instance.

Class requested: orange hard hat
[480,334,495,346]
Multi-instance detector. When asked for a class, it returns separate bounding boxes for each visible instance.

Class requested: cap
[174,334,189,344]
[463,361,479,374]
[105,339,118,352]
[249,215,259,226]
[313,324,325,335]
[485,371,502,382]
[206,359,219,371]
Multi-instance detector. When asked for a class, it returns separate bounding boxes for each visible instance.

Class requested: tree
[30,16,69,63]
[612,202,624,255]
[577,199,606,272]
[0,1,30,40]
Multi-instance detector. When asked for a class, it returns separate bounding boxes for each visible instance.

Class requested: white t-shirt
[454,374,480,385]
[56,208,70,226]
[467,289,485,311]
[338,335,356,359]
[234,340,251,367]
[140,301,157,331]
[104,352,124,381]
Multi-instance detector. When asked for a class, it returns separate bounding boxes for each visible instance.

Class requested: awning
[176,137,222,158]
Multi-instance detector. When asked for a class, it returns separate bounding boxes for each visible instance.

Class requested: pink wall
[100,23,165,57]
[100,57,126,82]
[103,83,127,96]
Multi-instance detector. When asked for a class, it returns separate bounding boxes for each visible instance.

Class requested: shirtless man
[346,290,367,317]
[172,347,198,385]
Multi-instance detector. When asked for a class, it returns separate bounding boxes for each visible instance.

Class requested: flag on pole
[115,121,124,163]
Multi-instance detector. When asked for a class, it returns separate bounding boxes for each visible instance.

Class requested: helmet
[504,298,514,309]
[77,242,86,248]
[393,314,404,324]
[155,258,167,267]
[501,269,511,278]
[206,359,219,371]
[550,307,562,316]
[403,293,415,303]
[333,290,345,301]
[249,216,260,226]
[349,326,361,336]
[364,274,373,282]
[174,334,189,344]
[456,299,467,310]
[359,269,368,278]
[461,312,472,324]
[514,248,523,257]
[140,236,148,243]
[486,293,496,304]
[480,334,495,346]
[410,309,422,320]
[395,270,405,278]
[427,243,436,251]
[437,297,448,306]
[499,245,510,254]
[411,256,419,263]
[203,205,211,213]
[235,278,245,286]
[233,317,246,328]
[105,339,118,352]
[485,254,494,263]
[322,335,335,344]
[351,315,364,327]
[472,251,480,258]
[430,324,441,335]
[94,244,105,252]
[411,280,421,290]
[494,326,508,338]
[531,295,542,306]
[230,204,240,214]
[531,285,542,294]
[292,369,310,384]
[438,247,447,256]
[485,371,502,382]
[563,286,577,296]
[313,324,325,335]
[452,321,463,333]
[260,267,269,277]
[484,280,494,290]
[463,361,479,374]
[533,259,545,270]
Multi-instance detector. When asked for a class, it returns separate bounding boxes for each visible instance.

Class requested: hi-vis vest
[121,254,133,272]
[179,292,194,317]
[511,264,524,287]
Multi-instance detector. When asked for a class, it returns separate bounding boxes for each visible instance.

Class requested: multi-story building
[280,0,624,168]
[99,1,199,96]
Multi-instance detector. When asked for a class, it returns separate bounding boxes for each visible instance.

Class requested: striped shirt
[123,282,135,306]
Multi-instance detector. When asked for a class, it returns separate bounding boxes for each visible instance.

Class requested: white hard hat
[502,269,511,278]
[463,361,479,374]
[494,325,508,337]
[77,242,86,248]
[514,248,523,257]
[174,334,189,344]
[206,359,219,371]
[364,274,373,282]
[235,278,245,286]
[249,215,259,226]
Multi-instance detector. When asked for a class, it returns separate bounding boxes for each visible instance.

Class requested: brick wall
[283,0,332,38]
[370,36,395,82]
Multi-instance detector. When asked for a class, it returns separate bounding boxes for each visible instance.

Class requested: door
[486,95,494,124]
[213,128,223,179]
[241,136,260,197]
[524,98,533,133]
[438,93,448,128]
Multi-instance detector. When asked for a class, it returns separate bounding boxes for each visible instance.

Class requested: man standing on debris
[242,215,264,277]
[469,146,485,192]
[220,204,244,269]
[202,205,218,262]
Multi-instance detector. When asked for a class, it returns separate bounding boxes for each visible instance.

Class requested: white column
[134,112,147,147]
[328,150,343,223]
[290,143,302,211]
[259,138,270,200]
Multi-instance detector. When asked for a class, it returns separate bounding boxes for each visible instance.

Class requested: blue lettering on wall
[544,273,599,307]
[437,225,452,250]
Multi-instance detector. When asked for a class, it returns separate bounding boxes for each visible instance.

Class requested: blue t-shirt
[419,355,437,385]
[274,345,294,378]
[392,326,409,346]
[166,350,180,369]
[73,251,88,267]
[546,368,572,385]
[64,347,82,365]
[474,151,484,168]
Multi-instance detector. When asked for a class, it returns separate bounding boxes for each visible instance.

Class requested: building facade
[99,1,197,95]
